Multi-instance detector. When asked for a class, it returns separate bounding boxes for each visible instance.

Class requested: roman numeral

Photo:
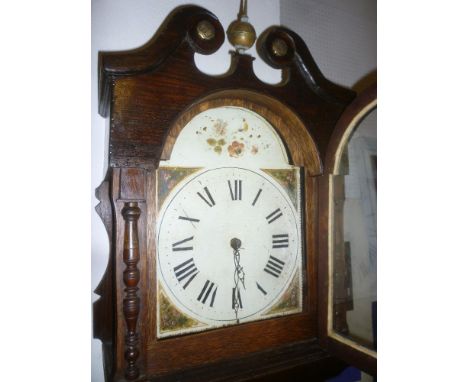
[264,255,285,278]
[272,234,289,248]
[266,208,283,224]
[173,258,199,289]
[178,216,200,223]
[228,180,242,201]
[252,188,262,206]
[172,236,194,251]
[256,282,267,295]
[197,186,216,207]
[232,288,243,309]
[197,280,217,307]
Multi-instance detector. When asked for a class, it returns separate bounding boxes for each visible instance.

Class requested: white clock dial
[157,167,301,325]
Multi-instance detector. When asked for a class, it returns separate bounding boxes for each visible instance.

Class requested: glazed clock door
[156,105,304,338]
[320,84,377,376]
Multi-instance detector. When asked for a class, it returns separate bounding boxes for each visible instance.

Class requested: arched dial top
[162,106,291,168]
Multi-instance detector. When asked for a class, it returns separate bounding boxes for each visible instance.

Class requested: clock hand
[231,238,245,323]
[231,238,245,288]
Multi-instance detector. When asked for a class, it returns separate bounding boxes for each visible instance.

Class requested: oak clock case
[92,5,374,382]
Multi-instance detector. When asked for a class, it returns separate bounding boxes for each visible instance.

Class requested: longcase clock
[93,4,377,381]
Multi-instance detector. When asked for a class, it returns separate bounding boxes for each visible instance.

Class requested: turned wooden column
[122,202,141,380]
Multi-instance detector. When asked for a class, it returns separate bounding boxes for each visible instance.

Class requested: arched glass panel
[331,107,377,352]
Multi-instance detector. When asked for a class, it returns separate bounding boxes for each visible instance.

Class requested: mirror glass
[331,107,377,351]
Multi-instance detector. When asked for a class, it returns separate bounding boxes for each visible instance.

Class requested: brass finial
[271,38,288,57]
[196,20,215,41]
[227,0,256,53]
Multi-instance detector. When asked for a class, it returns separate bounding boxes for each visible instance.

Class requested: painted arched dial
[163,106,290,168]
[157,167,301,325]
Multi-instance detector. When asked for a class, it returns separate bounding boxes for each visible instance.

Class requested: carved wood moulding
[98,5,354,170]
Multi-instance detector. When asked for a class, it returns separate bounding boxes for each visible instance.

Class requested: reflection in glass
[332,108,377,351]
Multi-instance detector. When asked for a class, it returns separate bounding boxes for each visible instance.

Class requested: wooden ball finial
[227,0,256,53]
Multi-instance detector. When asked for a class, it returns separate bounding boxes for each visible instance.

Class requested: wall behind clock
[280,0,377,89]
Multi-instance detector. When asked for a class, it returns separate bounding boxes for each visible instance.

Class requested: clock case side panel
[318,83,377,376]
[95,4,357,381]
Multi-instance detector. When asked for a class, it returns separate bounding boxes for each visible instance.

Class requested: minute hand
[231,238,245,287]
[231,238,245,322]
